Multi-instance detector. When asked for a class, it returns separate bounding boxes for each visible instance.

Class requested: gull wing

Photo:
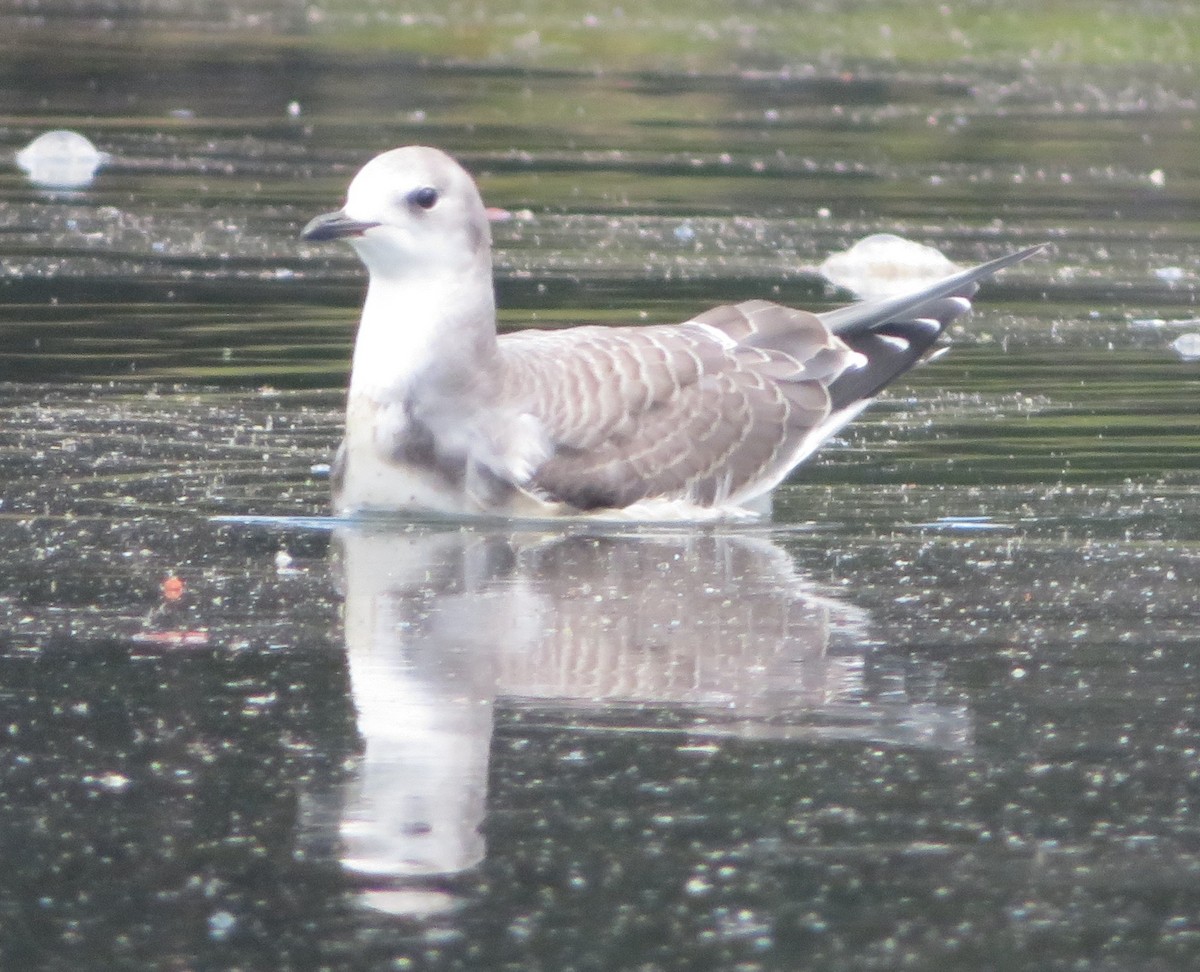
[497,245,1043,511]
[498,321,852,510]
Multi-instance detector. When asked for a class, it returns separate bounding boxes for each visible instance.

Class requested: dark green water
[1,4,1199,970]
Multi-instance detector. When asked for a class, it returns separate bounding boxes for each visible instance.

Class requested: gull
[302,145,1042,521]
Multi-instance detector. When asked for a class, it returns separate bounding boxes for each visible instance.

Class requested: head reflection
[317,526,968,915]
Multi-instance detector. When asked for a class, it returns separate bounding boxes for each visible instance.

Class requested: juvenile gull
[302,145,1042,520]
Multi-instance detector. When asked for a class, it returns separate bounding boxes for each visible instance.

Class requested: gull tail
[823,244,1045,410]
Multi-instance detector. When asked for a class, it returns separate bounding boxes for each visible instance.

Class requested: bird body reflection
[317,525,968,915]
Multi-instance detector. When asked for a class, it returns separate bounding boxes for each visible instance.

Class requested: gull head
[301,145,492,279]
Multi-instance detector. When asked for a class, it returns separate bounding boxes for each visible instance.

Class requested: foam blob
[820,233,961,299]
[15,129,106,188]
[1170,333,1200,361]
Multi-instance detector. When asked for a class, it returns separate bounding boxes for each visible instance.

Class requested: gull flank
[302,145,1042,521]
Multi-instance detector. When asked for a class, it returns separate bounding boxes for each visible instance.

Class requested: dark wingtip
[973,242,1049,276]
[823,243,1047,339]
[823,243,1048,410]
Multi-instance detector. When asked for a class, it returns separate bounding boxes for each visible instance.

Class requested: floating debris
[1129,316,1200,329]
[1153,266,1186,283]
[673,221,696,243]
[83,772,132,793]
[15,129,107,188]
[819,233,960,299]
[1170,333,1200,361]
[129,630,211,647]
[912,516,1011,532]
[207,910,237,942]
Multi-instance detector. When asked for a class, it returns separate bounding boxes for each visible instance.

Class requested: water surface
[2,4,1199,969]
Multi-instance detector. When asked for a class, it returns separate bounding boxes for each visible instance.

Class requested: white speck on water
[1130,316,1200,329]
[207,910,237,940]
[508,915,534,942]
[84,771,132,792]
[1149,168,1166,187]
[287,100,302,117]
[15,130,107,188]
[1170,333,1200,361]
[1154,266,1186,283]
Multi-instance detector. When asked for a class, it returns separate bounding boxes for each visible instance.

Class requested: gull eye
[407,186,439,210]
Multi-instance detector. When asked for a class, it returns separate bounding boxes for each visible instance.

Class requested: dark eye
[408,186,439,210]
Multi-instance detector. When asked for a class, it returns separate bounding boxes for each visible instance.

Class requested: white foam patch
[16,129,107,188]
[819,234,961,300]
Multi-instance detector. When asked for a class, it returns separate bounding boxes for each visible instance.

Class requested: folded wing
[497,244,1043,511]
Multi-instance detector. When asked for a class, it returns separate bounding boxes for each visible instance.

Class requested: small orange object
[161,575,185,601]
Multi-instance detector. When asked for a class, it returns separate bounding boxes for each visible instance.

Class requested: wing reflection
[317,525,969,915]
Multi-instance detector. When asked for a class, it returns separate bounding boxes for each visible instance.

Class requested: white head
[302,145,492,280]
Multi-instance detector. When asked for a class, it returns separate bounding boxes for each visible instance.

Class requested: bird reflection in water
[305,525,970,916]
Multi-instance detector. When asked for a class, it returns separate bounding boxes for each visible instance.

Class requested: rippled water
[2,4,1199,970]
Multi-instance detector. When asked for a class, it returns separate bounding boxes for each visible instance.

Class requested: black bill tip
[301,210,381,241]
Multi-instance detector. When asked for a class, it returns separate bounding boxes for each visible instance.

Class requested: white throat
[348,263,499,404]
